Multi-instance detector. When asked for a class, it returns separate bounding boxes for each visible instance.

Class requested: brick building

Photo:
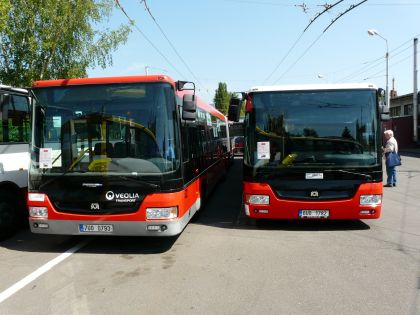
[383,92,420,149]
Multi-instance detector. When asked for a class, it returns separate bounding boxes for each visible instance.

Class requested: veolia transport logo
[105,191,115,201]
[105,190,139,202]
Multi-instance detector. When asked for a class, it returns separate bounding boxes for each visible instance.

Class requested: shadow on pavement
[244,219,370,231]
[1,230,177,254]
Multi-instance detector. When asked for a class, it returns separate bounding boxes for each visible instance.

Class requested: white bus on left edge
[0,85,30,240]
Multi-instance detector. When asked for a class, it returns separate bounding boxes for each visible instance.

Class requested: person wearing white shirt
[383,129,399,187]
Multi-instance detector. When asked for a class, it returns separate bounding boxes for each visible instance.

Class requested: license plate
[79,224,114,233]
[299,210,329,218]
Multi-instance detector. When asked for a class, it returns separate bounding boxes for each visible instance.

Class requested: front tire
[0,200,18,241]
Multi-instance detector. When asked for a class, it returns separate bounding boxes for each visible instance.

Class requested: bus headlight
[29,207,48,218]
[360,195,382,205]
[146,207,178,220]
[246,194,270,205]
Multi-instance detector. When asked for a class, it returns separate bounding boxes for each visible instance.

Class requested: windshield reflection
[245,89,380,168]
[32,82,179,175]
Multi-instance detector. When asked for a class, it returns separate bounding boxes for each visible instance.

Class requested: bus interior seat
[94,142,114,157]
[114,142,129,158]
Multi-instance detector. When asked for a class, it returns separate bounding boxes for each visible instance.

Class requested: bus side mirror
[378,88,387,110]
[182,94,196,121]
[228,97,242,122]
[377,88,390,121]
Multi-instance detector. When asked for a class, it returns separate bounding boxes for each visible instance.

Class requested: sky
[87,0,420,105]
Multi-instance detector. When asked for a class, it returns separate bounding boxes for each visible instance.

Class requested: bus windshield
[32,82,180,176]
[245,89,380,170]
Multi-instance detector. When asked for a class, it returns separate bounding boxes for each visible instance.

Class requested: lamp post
[368,29,389,111]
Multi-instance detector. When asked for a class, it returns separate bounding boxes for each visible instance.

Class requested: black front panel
[244,164,382,201]
[53,195,145,215]
[40,176,159,215]
[273,180,360,201]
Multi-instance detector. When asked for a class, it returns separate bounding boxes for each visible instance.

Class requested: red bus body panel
[29,178,200,222]
[244,181,382,219]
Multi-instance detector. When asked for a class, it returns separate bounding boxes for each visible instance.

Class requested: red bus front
[28,75,229,236]
[242,85,383,220]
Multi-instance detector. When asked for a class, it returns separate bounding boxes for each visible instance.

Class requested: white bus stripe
[0,239,90,304]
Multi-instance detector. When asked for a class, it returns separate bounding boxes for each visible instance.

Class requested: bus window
[0,94,30,143]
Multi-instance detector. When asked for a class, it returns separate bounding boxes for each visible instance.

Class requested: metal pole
[380,36,390,112]
[413,38,418,142]
[386,49,389,111]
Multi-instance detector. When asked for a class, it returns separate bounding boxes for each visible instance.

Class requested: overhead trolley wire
[323,0,368,33]
[262,0,348,85]
[273,33,325,84]
[363,52,414,81]
[114,0,187,80]
[336,33,420,83]
[303,0,345,33]
[140,0,211,98]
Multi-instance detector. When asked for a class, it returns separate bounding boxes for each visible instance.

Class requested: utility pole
[414,38,418,143]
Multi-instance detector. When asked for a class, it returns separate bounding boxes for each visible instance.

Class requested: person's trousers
[386,165,397,185]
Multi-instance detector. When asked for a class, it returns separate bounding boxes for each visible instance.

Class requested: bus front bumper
[243,182,382,220]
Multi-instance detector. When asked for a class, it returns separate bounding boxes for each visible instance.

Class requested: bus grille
[53,197,145,215]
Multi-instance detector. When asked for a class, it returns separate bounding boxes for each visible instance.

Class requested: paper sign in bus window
[257,141,270,159]
[39,148,52,169]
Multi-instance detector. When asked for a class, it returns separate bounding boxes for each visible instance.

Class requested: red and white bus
[28,75,231,236]
[0,85,30,240]
[229,83,387,221]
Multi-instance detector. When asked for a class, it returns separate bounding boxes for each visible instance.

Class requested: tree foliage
[0,1,10,31]
[213,82,232,115]
[0,0,131,86]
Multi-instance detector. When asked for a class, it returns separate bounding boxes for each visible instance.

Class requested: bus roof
[0,84,29,94]
[248,83,378,93]
[31,75,227,122]
[32,75,177,88]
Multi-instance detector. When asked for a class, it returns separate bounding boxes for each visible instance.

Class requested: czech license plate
[79,224,113,233]
[299,210,329,218]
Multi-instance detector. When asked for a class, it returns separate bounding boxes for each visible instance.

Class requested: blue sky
[87,0,420,104]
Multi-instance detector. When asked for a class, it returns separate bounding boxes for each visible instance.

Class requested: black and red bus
[28,75,231,236]
[229,83,388,221]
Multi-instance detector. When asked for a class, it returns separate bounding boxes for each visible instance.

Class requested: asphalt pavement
[0,155,419,314]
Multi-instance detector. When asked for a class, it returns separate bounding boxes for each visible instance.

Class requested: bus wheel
[0,200,18,240]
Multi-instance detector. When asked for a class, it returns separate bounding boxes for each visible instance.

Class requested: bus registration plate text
[79,224,114,233]
[299,210,329,218]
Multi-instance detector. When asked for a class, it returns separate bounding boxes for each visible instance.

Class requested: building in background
[384,91,420,149]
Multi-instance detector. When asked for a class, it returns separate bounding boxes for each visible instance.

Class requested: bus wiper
[293,162,335,165]
[113,175,160,191]
[325,169,372,181]
[39,169,87,190]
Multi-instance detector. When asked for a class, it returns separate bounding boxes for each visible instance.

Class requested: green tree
[0,1,10,31]
[0,0,131,86]
[213,82,231,115]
